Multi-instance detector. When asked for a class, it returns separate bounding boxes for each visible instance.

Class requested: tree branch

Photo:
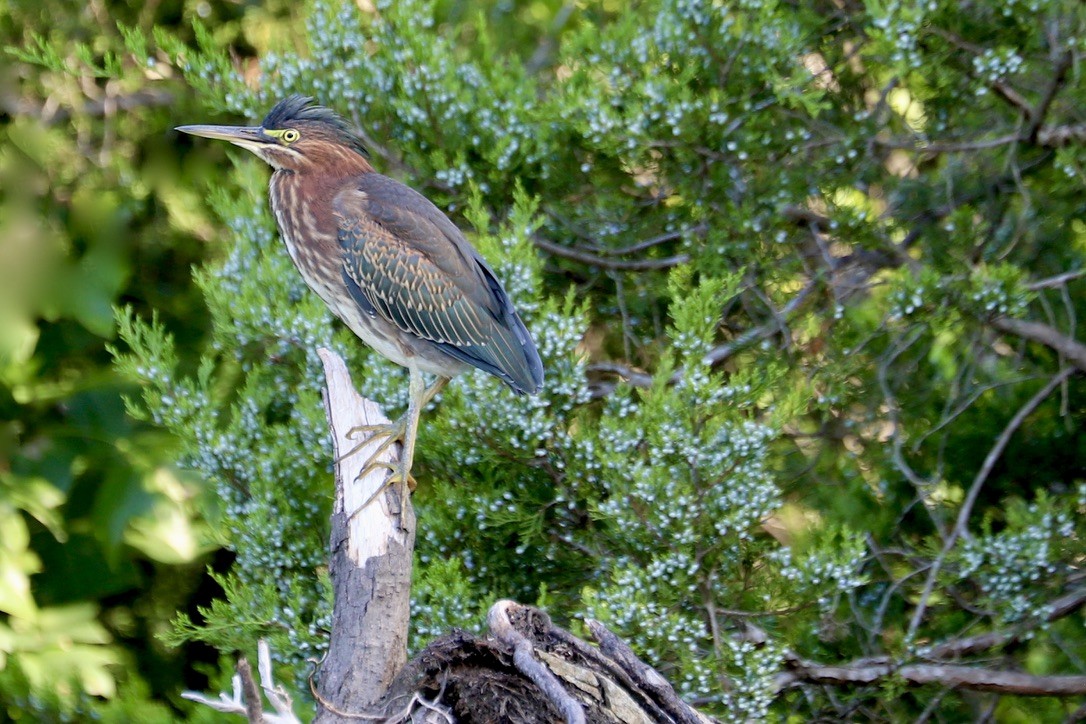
[586,361,653,394]
[237,657,263,724]
[1026,51,1074,143]
[1,88,174,125]
[488,601,587,724]
[990,80,1033,116]
[926,586,1086,660]
[991,316,1086,373]
[182,640,301,723]
[873,134,1022,153]
[1027,270,1086,290]
[906,367,1076,640]
[587,279,818,398]
[532,234,691,270]
[1036,122,1086,148]
[777,658,1086,697]
[585,619,710,724]
[590,227,698,257]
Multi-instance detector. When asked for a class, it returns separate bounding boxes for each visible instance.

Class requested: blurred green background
[0,0,284,717]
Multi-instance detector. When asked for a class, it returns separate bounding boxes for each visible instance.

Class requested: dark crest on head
[262,95,368,157]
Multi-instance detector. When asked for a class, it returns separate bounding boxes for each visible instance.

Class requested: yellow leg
[336,376,448,466]
[419,376,449,409]
[335,418,405,466]
[388,365,425,500]
[347,371,451,520]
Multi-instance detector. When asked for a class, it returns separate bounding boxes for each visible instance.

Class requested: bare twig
[1028,270,1086,290]
[586,619,708,724]
[912,374,1036,453]
[257,640,298,721]
[182,640,301,724]
[591,227,697,256]
[237,657,263,724]
[873,134,1023,153]
[878,327,944,507]
[777,658,1086,697]
[990,81,1033,116]
[411,680,456,724]
[308,677,385,721]
[1,88,174,125]
[991,317,1086,373]
[906,367,1075,640]
[927,587,1086,660]
[308,676,453,723]
[532,234,690,270]
[181,677,249,717]
[1026,51,1074,143]
[586,361,653,392]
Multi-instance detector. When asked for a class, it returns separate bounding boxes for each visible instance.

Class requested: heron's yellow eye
[282,129,300,143]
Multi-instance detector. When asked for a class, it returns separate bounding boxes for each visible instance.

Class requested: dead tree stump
[315,349,415,721]
[311,348,717,723]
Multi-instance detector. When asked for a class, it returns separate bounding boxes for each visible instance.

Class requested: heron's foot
[356,458,417,493]
[349,459,417,522]
[336,417,408,465]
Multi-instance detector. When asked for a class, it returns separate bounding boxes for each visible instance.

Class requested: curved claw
[346,420,405,441]
[339,369,437,527]
[349,459,417,520]
[336,418,407,465]
[356,459,417,492]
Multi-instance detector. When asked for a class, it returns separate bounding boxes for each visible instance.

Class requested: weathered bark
[311,349,716,723]
[776,658,1086,697]
[377,601,719,724]
[314,348,416,722]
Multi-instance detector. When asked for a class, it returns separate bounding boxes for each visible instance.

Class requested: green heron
[177,96,543,493]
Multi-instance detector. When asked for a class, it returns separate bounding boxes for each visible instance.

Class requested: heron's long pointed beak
[175,124,270,152]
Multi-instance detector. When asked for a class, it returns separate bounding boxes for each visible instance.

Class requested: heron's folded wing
[333,179,543,393]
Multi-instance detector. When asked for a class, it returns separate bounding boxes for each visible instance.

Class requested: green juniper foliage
[101,0,1086,719]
